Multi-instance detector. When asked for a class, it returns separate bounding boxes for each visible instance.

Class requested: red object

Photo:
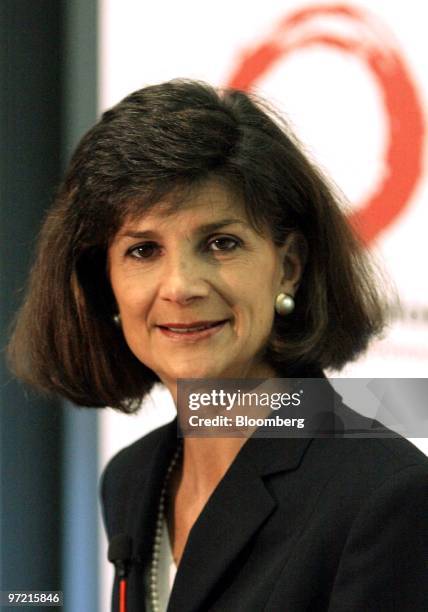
[119,578,127,612]
[226,4,425,245]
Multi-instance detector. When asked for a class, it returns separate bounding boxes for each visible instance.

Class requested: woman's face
[108,180,302,396]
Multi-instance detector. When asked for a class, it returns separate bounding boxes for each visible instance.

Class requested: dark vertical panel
[63,0,99,160]
[0,0,64,595]
[61,2,100,610]
[1,0,99,605]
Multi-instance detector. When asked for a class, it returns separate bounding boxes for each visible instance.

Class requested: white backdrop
[97,1,428,607]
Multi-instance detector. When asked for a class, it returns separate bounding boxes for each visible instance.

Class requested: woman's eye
[128,242,159,259]
[208,236,240,252]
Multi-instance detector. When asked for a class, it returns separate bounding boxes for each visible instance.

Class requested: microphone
[108,533,133,577]
[108,534,133,612]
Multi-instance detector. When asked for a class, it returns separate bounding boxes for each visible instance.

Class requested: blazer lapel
[167,435,314,612]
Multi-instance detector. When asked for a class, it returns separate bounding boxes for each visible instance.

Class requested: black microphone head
[108,534,133,563]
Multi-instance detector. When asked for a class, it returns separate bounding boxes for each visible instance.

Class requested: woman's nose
[158,254,209,304]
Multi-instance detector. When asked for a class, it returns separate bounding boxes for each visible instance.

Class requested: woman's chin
[165,362,225,382]
[174,368,217,381]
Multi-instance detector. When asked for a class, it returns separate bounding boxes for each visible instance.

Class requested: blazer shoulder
[99,418,176,537]
[306,432,428,512]
[104,419,174,477]
[101,418,176,489]
[373,435,428,469]
[327,397,428,476]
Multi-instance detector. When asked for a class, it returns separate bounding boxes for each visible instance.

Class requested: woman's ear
[279,231,308,290]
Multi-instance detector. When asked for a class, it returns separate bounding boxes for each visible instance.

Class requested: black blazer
[100,383,428,611]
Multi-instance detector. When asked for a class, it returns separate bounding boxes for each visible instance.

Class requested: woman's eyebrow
[194,218,249,233]
[118,218,249,239]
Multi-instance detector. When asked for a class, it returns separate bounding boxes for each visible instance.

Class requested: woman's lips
[157,320,228,341]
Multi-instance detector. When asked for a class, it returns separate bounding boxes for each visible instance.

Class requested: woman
[8,80,428,611]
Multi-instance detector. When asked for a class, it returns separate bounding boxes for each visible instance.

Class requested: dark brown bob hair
[8,79,386,412]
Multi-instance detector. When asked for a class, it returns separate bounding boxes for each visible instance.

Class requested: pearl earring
[113,313,121,326]
[275,293,295,316]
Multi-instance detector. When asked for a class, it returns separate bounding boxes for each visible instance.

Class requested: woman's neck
[179,437,247,499]
[168,361,284,502]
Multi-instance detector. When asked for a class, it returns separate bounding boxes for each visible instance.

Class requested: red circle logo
[226,5,425,244]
